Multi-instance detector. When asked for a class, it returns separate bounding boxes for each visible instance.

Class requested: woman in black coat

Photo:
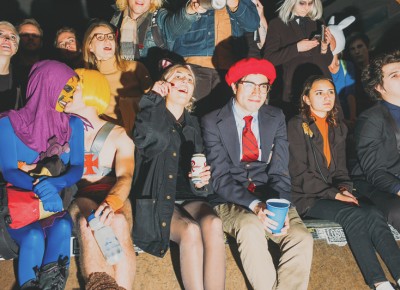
[263,0,334,119]
[288,75,400,290]
[132,64,226,290]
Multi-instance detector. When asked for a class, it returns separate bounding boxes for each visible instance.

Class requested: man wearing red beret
[201,58,313,290]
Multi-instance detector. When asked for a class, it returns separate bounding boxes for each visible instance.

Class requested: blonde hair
[161,64,196,112]
[115,0,163,14]
[278,0,323,24]
[0,21,20,45]
[82,20,127,71]
[75,68,111,115]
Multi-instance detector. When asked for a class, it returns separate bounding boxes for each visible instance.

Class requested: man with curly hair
[352,50,400,233]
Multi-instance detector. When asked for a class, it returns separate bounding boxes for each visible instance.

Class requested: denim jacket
[110,5,200,58]
[173,0,260,57]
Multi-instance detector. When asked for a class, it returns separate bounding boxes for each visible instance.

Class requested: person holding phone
[263,0,336,120]
[288,75,400,290]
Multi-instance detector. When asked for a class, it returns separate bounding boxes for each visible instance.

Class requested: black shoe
[39,256,69,290]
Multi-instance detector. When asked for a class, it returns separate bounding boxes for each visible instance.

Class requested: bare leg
[78,212,115,280]
[170,205,204,290]
[183,201,226,290]
[110,201,136,289]
[72,198,136,289]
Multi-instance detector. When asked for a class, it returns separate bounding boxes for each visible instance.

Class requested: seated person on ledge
[288,75,400,290]
[201,58,313,290]
[351,50,400,233]
[0,60,84,289]
[68,69,136,290]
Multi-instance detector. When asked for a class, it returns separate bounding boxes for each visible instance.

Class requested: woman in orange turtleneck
[287,75,400,290]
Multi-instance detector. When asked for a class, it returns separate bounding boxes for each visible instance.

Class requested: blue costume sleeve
[0,117,36,190]
[35,116,84,192]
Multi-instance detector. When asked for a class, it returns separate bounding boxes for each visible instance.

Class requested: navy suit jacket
[201,99,291,208]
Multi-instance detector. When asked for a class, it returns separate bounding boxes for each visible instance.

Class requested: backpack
[0,177,19,259]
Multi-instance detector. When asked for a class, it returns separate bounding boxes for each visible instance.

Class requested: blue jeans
[306,199,400,287]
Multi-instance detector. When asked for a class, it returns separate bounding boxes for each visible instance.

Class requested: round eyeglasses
[91,33,115,42]
[238,81,271,94]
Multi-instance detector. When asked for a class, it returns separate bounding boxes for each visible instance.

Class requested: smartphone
[321,25,326,43]
[312,34,321,42]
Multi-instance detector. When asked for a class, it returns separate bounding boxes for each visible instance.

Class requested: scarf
[120,9,150,60]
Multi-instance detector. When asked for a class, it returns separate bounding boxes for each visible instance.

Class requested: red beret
[225,58,277,86]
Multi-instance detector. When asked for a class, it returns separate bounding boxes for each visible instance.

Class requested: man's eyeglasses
[238,81,271,94]
[19,33,41,39]
[91,33,115,42]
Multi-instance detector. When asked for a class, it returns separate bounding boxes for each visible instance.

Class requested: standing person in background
[327,15,358,169]
[241,0,269,58]
[110,0,204,61]
[171,0,260,116]
[351,51,400,233]
[0,21,22,113]
[82,20,152,134]
[252,0,268,51]
[345,32,375,115]
[0,60,84,289]
[263,0,334,120]
[67,69,136,290]
[133,63,226,290]
[110,0,209,82]
[54,27,84,69]
[13,18,43,104]
[201,58,313,290]
[328,16,357,128]
[288,75,400,290]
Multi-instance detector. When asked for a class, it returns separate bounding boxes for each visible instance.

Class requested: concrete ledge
[1,220,399,290]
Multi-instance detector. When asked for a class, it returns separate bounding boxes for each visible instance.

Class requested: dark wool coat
[201,99,292,207]
[131,92,212,257]
[351,102,400,194]
[263,17,333,103]
[288,115,352,216]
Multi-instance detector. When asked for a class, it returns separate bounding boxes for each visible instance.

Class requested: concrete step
[1,220,399,290]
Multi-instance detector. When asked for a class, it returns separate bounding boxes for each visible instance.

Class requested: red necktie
[241,116,259,162]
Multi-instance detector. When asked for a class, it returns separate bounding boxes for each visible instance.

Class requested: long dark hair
[300,75,338,127]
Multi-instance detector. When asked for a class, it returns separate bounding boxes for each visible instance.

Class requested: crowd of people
[0,0,400,289]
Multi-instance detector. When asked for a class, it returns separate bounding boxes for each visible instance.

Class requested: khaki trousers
[215,203,313,290]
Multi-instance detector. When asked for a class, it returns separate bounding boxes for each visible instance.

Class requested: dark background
[1,0,399,57]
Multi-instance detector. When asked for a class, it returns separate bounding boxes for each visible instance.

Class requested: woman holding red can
[132,63,226,290]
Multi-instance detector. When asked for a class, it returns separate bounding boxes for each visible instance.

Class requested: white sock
[376,281,394,290]
[398,278,400,287]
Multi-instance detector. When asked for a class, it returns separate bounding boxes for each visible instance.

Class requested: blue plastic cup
[266,199,290,234]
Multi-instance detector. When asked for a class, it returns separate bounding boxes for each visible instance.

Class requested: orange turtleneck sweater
[312,112,331,167]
